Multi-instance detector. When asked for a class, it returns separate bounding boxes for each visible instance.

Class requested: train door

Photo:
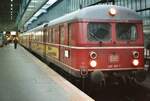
[67,23,73,66]
[65,23,72,66]
[53,26,60,60]
[59,23,71,66]
[43,24,48,58]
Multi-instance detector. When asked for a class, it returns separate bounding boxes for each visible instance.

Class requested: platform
[0,44,94,101]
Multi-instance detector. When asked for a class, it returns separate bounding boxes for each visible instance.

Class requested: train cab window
[87,23,111,41]
[116,23,137,41]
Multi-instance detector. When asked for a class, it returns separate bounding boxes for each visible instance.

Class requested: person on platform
[13,37,18,49]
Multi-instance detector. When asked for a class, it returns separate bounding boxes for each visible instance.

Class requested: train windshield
[87,23,111,41]
[116,23,137,41]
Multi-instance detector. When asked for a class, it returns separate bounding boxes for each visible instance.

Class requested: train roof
[48,5,142,26]
[26,23,46,32]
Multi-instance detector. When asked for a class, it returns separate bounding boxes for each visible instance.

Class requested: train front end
[86,21,145,84]
[75,5,146,84]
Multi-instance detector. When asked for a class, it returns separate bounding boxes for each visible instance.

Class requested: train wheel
[90,70,105,87]
[134,70,147,82]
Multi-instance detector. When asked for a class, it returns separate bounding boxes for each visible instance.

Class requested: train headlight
[90,60,97,68]
[90,51,97,59]
[133,51,139,58]
[132,59,139,66]
[109,8,117,16]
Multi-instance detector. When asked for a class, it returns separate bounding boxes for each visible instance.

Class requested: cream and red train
[20,5,146,84]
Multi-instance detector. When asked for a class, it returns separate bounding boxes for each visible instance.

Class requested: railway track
[48,61,150,101]
[88,82,150,101]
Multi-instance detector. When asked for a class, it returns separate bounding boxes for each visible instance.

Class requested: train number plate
[109,54,119,63]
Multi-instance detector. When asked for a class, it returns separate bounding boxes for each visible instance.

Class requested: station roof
[0,0,21,31]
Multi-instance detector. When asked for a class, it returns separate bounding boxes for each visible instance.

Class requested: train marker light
[133,51,139,58]
[90,51,97,59]
[109,8,117,16]
[90,60,97,68]
[132,59,139,66]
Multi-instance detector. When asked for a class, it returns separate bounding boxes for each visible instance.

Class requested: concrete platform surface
[0,44,94,101]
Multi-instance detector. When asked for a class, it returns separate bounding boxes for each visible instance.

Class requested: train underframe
[22,45,147,88]
[86,69,147,87]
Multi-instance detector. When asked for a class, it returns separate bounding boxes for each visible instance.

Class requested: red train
[20,5,146,85]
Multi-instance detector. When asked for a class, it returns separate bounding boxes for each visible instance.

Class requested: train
[19,5,146,85]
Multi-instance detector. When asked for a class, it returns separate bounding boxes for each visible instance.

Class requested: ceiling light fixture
[25,0,58,27]
[28,5,35,8]
[31,0,38,3]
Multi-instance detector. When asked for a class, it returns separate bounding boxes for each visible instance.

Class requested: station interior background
[0,0,149,48]
[16,0,150,47]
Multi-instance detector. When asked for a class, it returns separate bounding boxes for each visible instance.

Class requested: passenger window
[51,28,54,43]
[44,29,48,43]
[55,28,59,43]
[60,26,65,44]
[52,28,55,43]
[48,28,51,43]
[68,24,72,45]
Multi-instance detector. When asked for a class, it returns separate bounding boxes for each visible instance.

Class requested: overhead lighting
[11,4,13,7]
[11,31,16,35]
[42,5,50,9]
[27,8,33,11]
[32,16,37,20]
[3,31,6,34]
[34,11,43,17]
[25,0,58,27]
[47,0,57,5]
[28,5,35,8]
[40,9,47,13]
[31,0,38,3]
[11,0,13,2]
[27,21,32,24]
[11,7,13,11]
